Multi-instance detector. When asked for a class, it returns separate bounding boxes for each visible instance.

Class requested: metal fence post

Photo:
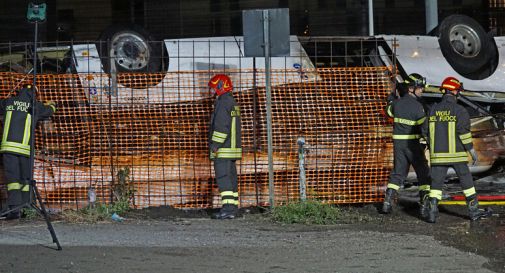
[297,137,307,201]
[263,10,275,208]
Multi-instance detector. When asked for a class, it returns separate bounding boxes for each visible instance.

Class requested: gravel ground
[0,203,503,273]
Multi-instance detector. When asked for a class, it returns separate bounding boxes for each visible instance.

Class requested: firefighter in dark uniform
[0,84,55,219]
[208,74,242,219]
[382,73,431,217]
[422,77,491,223]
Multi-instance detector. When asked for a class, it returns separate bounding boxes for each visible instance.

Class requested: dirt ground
[0,197,504,273]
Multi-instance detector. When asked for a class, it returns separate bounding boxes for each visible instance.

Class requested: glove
[210,143,219,153]
[469,148,478,166]
[45,101,57,110]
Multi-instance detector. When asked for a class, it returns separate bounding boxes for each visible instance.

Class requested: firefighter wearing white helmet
[382,73,431,218]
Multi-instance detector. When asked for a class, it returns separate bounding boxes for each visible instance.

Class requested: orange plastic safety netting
[0,67,393,210]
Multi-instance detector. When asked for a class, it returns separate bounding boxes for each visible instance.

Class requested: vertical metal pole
[33,22,38,88]
[29,21,38,183]
[263,10,275,207]
[368,0,374,36]
[297,137,306,201]
[425,0,438,34]
[253,57,259,205]
[110,45,118,97]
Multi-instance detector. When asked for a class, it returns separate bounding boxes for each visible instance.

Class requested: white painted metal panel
[381,35,505,94]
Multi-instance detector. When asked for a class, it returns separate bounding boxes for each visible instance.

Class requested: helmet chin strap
[409,87,420,99]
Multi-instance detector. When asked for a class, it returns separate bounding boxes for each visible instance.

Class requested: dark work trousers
[3,153,31,206]
[389,140,431,188]
[430,163,474,192]
[213,159,238,204]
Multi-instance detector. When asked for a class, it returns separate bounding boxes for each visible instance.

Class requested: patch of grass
[21,208,38,220]
[270,201,375,225]
[61,203,111,223]
[270,200,344,225]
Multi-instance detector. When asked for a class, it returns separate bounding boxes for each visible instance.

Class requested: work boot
[419,190,430,219]
[426,198,439,223]
[466,194,493,221]
[212,204,237,220]
[382,188,396,214]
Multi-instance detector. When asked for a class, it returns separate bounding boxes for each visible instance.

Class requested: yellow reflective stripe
[429,189,443,200]
[386,105,393,117]
[448,121,455,154]
[212,131,227,139]
[460,137,473,145]
[387,184,400,190]
[1,142,31,156]
[48,104,56,113]
[212,131,227,143]
[211,136,226,143]
[419,185,430,191]
[23,114,32,145]
[392,134,421,140]
[2,142,31,150]
[429,121,435,156]
[394,117,417,126]
[459,133,472,139]
[416,117,426,125]
[216,154,242,159]
[463,187,476,197]
[231,116,236,148]
[431,151,468,164]
[21,185,30,192]
[215,148,242,159]
[431,151,468,158]
[2,111,12,143]
[431,157,468,164]
[459,132,473,144]
[232,200,239,205]
[220,191,234,197]
[233,192,239,198]
[7,182,22,191]
[459,132,472,140]
[222,199,236,204]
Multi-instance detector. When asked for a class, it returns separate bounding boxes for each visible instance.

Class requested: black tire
[96,24,168,88]
[438,15,498,78]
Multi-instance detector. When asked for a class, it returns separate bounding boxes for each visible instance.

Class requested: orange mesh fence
[0,67,393,210]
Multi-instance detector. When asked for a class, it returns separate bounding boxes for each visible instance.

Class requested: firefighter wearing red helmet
[208,74,242,219]
[382,73,431,218]
[422,76,491,223]
[0,84,56,219]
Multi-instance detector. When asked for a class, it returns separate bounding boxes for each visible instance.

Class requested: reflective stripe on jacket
[423,94,473,165]
[386,94,426,141]
[209,92,242,160]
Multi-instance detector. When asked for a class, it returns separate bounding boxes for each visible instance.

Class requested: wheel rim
[111,32,150,70]
[448,24,481,58]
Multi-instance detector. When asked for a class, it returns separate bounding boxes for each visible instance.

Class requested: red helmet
[208,74,233,96]
[440,77,463,93]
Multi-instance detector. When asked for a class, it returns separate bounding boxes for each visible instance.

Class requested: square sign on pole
[242,8,290,208]
[242,8,290,57]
